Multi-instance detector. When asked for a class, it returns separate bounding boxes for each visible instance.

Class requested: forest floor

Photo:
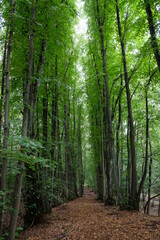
[19,190,160,240]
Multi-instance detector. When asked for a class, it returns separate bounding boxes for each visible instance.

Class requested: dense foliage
[84,0,160,209]
[0,0,85,239]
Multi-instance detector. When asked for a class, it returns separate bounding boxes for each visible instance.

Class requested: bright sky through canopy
[75,0,88,35]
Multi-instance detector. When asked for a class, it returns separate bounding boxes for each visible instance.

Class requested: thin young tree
[0,0,14,235]
[115,0,137,209]
[8,1,36,238]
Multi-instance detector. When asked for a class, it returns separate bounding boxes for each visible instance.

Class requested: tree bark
[64,91,71,200]
[126,119,131,196]
[137,68,155,205]
[92,51,106,201]
[138,82,150,200]
[77,103,83,197]
[42,83,49,213]
[100,29,114,204]
[95,0,120,204]
[51,56,58,179]
[144,0,160,71]
[64,104,69,198]
[116,78,122,192]
[116,0,137,208]
[147,139,152,214]
[57,110,63,181]
[0,0,14,235]
[72,86,78,197]
[101,116,106,202]
[0,26,9,147]
[24,39,47,226]
[8,2,36,239]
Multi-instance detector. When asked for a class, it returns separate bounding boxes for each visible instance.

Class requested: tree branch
[144,193,160,214]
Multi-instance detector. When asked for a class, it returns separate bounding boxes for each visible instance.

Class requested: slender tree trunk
[27,41,46,138]
[116,78,122,192]
[144,0,160,71]
[97,163,103,200]
[116,103,121,191]
[101,117,106,202]
[120,122,124,190]
[116,0,137,208]
[140,123,145,203]
[0,26,9,147]
[126,119,131,197]
[64,92,69,199]
[57,111,63,181]
[95,0,120,204]
[0,1,14,235]
[35,40,47,141]
[77,104,83,197]
[147,139,152,214]
[144,194,160,214]
[36,97,40,141]
[138,90,149,200]
[50,56,59,207]
[24,40,47,226]
[51,56,58,179]
[24,79,48,227]
[42,83,50,213]
[8,2,36,239]
[72,87,78,197]
[100,31,114,204]
[139,70,155,210]
[92,51,105,201]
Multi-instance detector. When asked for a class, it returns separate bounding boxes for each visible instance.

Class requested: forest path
[20,190,160,240]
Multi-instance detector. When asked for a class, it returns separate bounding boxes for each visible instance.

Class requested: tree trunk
[126,119,131,197]
[38,83,49,214]
[120,121,124,190]
[64,91,70,200]
[51,56,58,179]
[144,194,160,214]
[116,78,122,192]
[0,0,14,235]
[50,56,59,208]
[92,51,105,201]
[116,0,137,209]
[0,26,9,147]
[57,111,63,181]
[101,31,114,204]
[24,39,47,226]
[97,163,103,200]
[77,103,83,197]
[42,83,50,213]
[147,139,152,214]
[137,90,149,200]
[101,117,106,202]
[95,0,120,204]
[8,2,36,239]
[144,0,160,71]
[72,87,78,197]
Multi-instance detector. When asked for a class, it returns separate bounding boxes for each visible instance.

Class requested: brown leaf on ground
[19,191,160,240]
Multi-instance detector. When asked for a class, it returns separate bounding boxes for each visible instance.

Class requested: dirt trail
[19,190,160,240]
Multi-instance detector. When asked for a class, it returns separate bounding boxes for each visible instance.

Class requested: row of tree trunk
[89,0,160,210]
[0,0,84,239]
